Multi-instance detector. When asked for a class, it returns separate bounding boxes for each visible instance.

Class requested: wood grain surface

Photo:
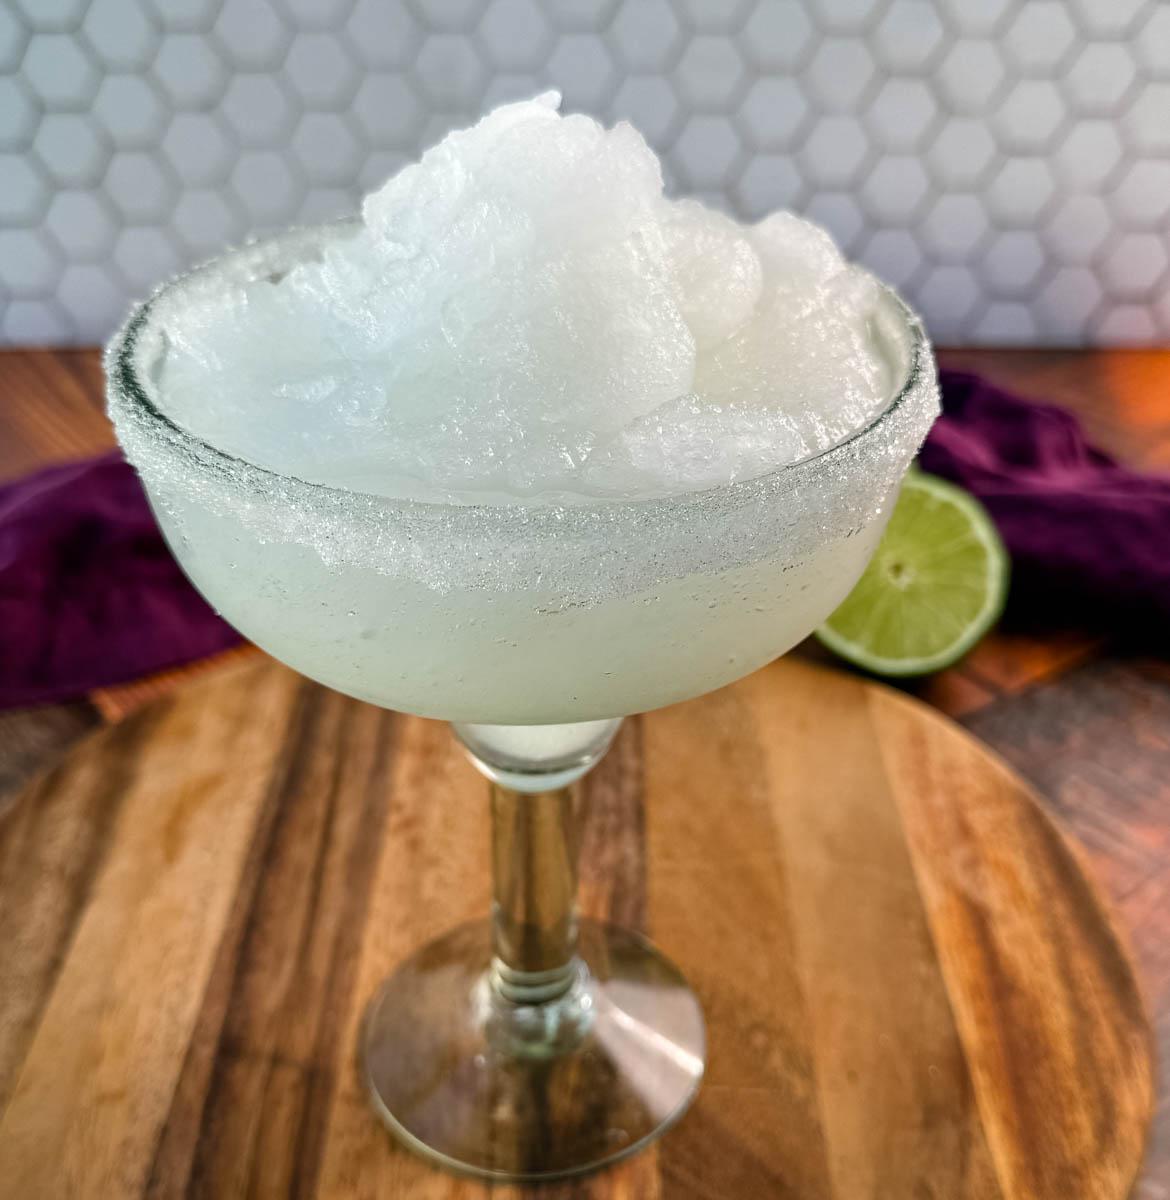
[0,653,1153,1199]
[2,346,1170,1194]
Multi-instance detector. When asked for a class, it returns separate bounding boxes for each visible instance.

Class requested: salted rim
[106,220,932,533]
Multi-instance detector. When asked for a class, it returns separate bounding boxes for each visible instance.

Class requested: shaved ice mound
[153,92,914,504]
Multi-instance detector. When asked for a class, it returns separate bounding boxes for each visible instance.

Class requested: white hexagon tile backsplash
[0,0,1168,345]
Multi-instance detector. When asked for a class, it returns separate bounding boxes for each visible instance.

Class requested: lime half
[816,469,1009,677]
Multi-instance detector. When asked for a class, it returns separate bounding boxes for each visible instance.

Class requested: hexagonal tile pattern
[156,0,221,32]
[4,301,74,344]
[872,1,946,72]
[926,118,998,189]
[291,112,362,183]
[31,114,110,187]
[1053,121,1124,189]
[673,35,746,110]
[417,109,465,148]
[1046,195,1113,264]
[987,157,1057,226]
[283,33,358,108]
[480,0,551,70]
[112,227,184,291]
[22,34,100,108]
[81,0,159,70]
[13,0,87,33]
[859,229,925,289]
[798,116,869,188]
[407,0,487,32]
[1065,43,1138,115]
[1127,83,1170,154]
[212,0,292,69]
[737,78,809,150]
[1100,234,1169,297]
[1003,2,1076,75]
[1095,306,1158,345]
[104,151,176,222]
[814,0,883,34]
[866,79,937,151]
[937,40,1007,114]
[733,154,804,219]
[805,192,866,251]
[543,0,619,32]
[671,0,752,33]
[982,231,1047,296]
[1112,161,1170,230]
[45,191,119,261]
[480,72,543,108]
[736,1,814,70]
[172,189,243,254]
[1,0,1169,345]
[230,149,300,225]
[921,194,990,262]
[92,74,167,147]
[0,154,49,224]
[152,35,228,106]
[610,76,682,146]
[1071,0,1148,37]
[918,266,981,329]
[974,302,1038,344]
[935,0,1013,36]
[414,33,487,107]
[356,147,407,191]
[344,0,420,67]
[674,115,743,189]
[859,156,930,224]
[0,230,62,297]
[57,263,127,340]
[805,38,876,111]
[280,0,356,28]
[352,75,424,145]
[1036,267,1103,341]
[994,81,1066,153]
[297,186,354,223]
[611,0,681,71]
[1137,6,1170,73]
[222,74,296,146]
[161,113,235,186]
[544,34,614,108]
[0,8,29,72]
[0,78,37,150]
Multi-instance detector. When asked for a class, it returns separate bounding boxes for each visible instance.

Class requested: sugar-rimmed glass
[106,222,938,1181]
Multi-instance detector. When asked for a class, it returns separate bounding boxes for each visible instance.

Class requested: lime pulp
[815,468,1009,677]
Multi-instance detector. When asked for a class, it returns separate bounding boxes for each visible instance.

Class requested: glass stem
[451,718,623,1005]
[490,782,579,1003]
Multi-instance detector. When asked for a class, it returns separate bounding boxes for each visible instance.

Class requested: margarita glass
[107,223,938,1181]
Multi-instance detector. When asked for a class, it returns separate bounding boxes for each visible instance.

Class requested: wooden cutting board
[0,654,1152,1199]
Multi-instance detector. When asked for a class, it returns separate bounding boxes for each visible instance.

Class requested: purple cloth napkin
[923,370,1170,631]
[0,451,239,708]
[2,372,1168,708]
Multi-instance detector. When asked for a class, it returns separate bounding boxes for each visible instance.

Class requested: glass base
[361,917,705,1182]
